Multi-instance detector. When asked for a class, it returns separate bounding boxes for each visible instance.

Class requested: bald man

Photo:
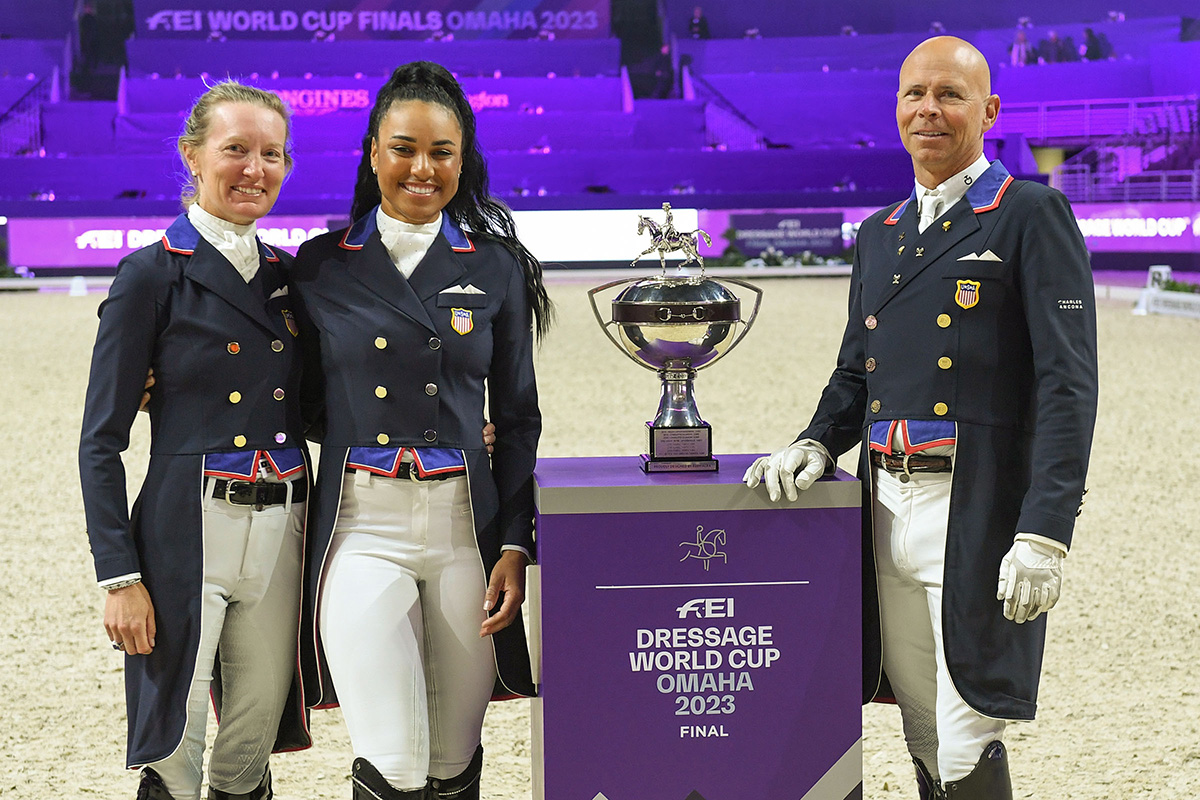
[745,37,1096,799]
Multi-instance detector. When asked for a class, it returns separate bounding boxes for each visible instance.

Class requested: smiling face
[896,37,999,188]
[371,99,463,225]
[183,101,288,225]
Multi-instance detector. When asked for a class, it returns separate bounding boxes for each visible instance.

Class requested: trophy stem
[653,367,706,428]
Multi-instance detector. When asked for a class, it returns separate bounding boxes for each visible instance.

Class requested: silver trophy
[589,204,762,472]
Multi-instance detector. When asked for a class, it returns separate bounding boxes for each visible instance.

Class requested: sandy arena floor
[1,276,1197,799]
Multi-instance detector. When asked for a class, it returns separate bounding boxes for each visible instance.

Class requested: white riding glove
[743,441,831,502]
[997,537,1065,624]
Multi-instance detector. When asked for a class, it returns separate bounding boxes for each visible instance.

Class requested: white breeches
[872,467,1005,783]
[151,475,304,800]
[319,470,496,791]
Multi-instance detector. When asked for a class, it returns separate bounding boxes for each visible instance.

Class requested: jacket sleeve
[77,254,167,581]
[485,253,540,556]
[1014,190,1098,548]
[797,240,871,461]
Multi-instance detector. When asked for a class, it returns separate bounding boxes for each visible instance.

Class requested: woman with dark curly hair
[291,61,552,800]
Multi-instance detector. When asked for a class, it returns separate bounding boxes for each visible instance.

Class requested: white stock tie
[918,190,944,234]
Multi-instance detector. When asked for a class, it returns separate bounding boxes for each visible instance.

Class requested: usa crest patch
[451,308,473,335]
[282,309,299,337]
[955,280,980,310]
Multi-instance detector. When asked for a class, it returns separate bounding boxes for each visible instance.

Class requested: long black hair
[351,61,553,340]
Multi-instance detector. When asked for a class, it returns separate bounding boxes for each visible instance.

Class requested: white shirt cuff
[501,544,534,564]
[1015,532,1068,556]
[99,572,142,589]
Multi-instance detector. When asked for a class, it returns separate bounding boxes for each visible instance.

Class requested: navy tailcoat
[78,215,311,765]
[798,162,1098,720]
[290,211,538,705]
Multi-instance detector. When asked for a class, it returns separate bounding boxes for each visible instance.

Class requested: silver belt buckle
[224,479,251,504]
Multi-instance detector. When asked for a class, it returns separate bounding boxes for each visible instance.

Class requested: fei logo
[676,597,734,620]
[678,525,727,571]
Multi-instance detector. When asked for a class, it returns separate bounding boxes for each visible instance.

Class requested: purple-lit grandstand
[1,0,1198,273]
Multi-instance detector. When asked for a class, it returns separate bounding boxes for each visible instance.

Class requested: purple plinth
[531,455,863,800]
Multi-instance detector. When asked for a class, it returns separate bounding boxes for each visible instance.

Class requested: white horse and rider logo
[679,525,727,571]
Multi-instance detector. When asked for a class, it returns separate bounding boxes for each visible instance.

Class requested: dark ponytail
[352,61,553,340]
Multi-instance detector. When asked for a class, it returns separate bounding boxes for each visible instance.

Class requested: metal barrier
[0,72,55,157]
[683,67,764,151]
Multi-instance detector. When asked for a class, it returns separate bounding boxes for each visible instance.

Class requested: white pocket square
[439,283,486,295]
[956,249,1003,262]
[268,286,289,299]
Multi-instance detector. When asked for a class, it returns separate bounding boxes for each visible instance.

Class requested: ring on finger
[112,641,126,651]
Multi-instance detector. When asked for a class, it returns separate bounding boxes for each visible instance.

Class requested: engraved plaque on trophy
[588,204,762,472]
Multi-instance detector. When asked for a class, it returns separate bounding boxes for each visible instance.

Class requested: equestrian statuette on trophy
[589,203,762,472]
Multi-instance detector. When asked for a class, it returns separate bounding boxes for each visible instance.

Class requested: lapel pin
[943,220,952,231]
[893,274,901,284]
[915,246,925,258]
[899,232,906,241]
[898,246,905,256]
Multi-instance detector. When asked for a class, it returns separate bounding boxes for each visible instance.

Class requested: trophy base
[642,422,718,472]
[641,454,720,473]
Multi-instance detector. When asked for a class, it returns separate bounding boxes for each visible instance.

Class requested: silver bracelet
[104,578,142,592]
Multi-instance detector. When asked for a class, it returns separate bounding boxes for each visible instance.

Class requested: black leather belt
[346,463,466,482]
[211,477,307,508]
[870,451,953,474]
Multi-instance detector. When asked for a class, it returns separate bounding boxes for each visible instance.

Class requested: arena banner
[5,216,333,269]
[123,76,622,116]
[5,208,698,270]
[137,0,609,40]
[1070,202,1200,253]
[532,455,862,799]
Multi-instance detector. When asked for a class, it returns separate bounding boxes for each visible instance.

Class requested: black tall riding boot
[351,758,430,800]
[136,768,176,800]
[943,741,1012,800]
[208,766,273,799]
[429,746,483,800]
[914,756,944,800]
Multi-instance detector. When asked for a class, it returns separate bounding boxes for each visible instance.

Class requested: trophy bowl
[589,272,762,472]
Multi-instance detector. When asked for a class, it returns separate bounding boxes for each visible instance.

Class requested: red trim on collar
[883,201,908,226]
[263,246,281,263]
[450,233,475,253]
[161,234,195,255]
[337,227,364,251]
[972,175,1013,214]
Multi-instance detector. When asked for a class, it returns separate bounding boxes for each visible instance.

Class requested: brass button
[934,402,948,416]
[227,342,240,354]
[938,357,952,370]
[274,432,287,444]
[423,429,437,442]
[374,337,388,350]
[375,386,388,399]
[377,433,390,445]
[865,357,877,372]
[870,400,881,413]
[271,340,284,352]
[937,314,951,328]
[228,391,242,404]
[424,383,438,396]
[273,388,285,400]
[429,337,441,350]
[865,315,878,330]
[233,434,247,447]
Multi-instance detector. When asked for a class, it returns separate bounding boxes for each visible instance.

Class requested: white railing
[994,95,1197,141]
[684,66,764,151]
[0,71,56,157]
[1052,161,1200,201]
